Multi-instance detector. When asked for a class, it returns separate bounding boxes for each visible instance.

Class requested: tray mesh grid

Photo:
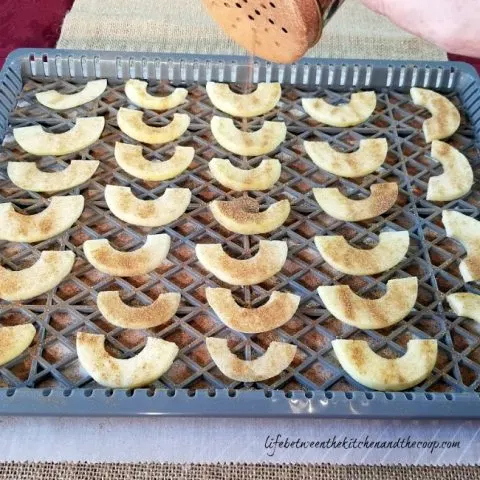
[0,77,479,394]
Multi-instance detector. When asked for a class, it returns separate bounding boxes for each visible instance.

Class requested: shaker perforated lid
[202,0,323,63]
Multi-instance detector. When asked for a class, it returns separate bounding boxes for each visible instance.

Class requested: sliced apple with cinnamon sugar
[97,291,180,329]
[318,277,417,330]
[305,138,387,178]
[313,183,398,221]
[410,88,460,142]
[447,292,480,324]
[302,91,376,127]
[211,116,286,156]
[8,160,99,193]
[315,231,409,275]
[0,195,84,243]
[196,240,287,285]
[333,339,437,391]
[105,186,191,227]
[114,143,194,181]
[36,79,107,110]
[206,82,281,117]
[14,117,105,156]
[209,197,290,234]
[117,108,189,144]
[206,338,296,382]
[0,324,36,366]
[427,141,473,201]
[125,79,188,111]
[0,251,75,301]
[77,333,178,388]
[206,288,300,333]
[209,158,281,191]
[84,234,170,277]
[442,210,480,282]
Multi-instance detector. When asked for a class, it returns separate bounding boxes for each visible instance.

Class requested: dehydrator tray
[0,48,479,418]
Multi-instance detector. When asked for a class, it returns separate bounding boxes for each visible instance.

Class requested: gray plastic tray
[0,48,479,418]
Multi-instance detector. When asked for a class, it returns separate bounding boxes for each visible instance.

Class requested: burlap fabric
[57,0,447,61]
[0,463,479,480]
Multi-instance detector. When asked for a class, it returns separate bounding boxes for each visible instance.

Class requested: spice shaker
[202,0,346,63]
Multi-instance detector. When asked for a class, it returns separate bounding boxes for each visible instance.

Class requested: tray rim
[0,47,479,418]
[3,48,480,95]
[5,47,480,74]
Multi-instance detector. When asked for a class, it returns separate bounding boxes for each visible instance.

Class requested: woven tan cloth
[57,0,446,61]
[0,463,479,480]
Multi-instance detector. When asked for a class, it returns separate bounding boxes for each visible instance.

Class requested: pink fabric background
[0,0,74,66]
